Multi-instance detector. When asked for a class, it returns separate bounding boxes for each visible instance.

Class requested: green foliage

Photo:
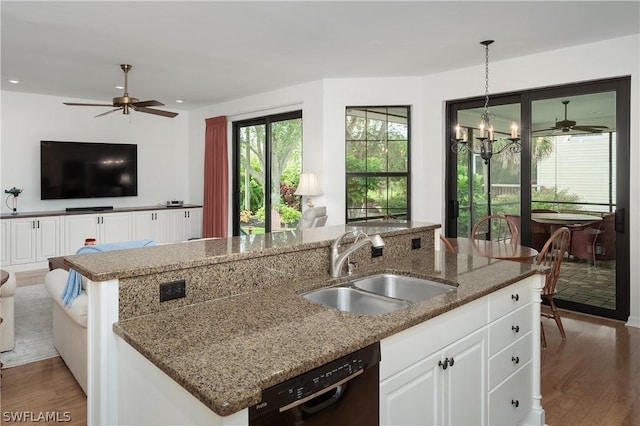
[276,204,302,224]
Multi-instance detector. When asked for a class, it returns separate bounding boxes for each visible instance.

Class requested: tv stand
[66,206,114,212]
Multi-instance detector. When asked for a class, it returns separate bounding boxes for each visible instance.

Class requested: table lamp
[294,172,322,208]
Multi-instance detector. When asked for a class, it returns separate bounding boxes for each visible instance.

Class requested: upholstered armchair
[1,271,16,352]
[297,206,328,229]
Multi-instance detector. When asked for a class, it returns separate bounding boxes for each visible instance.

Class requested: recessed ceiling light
[176,99,185,103]
[115,85,124,90]
[8,79,20,84]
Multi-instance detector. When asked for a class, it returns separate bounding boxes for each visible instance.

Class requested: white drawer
[489,304,532,357]
[489,361,533,426]
[488,277,534,322]
[488,332,532,390]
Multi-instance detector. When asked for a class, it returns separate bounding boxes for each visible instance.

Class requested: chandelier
[451,40,521,164]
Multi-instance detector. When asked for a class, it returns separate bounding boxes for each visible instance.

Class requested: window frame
[345,105,412,223]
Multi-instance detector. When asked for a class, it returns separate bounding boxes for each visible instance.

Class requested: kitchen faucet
[330,230,385,278]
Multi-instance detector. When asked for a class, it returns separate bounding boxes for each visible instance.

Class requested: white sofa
[1,271,17,352]
[44,268,88,394]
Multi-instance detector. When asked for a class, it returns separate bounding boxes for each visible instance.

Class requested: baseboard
[625,315,640,328]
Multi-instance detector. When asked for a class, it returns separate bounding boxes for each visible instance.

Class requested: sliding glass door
[232,111,302,236]
[445,77,630,320]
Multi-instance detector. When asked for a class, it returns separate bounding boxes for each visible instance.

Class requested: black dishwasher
[249,342,380,426]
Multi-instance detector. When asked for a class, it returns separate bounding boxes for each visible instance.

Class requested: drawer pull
[511,399,520,408]
[511,294,519,301]
[512,356,520,364]
[438,357,454,370]
[512,325,520,333]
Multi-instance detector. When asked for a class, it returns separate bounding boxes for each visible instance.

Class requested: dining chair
[439,234,454,253]
[471,214,519,245]
[536,226,571,348]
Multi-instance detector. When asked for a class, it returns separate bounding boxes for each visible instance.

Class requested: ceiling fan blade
[95,108,122,118]
[133,100,164,108]
[532,127,558,133]
[135,107,178,118]
[572,126,606,133]
[64,102,114,107]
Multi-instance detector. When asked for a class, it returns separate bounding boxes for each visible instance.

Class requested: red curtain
[202,116,228,237]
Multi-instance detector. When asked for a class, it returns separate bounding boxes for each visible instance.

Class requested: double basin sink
[302,273,456,315]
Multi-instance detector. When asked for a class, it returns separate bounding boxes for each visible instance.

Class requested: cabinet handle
[37,220,40,229]
[438,357,454,370]
[32,220,36,229]
[512,356,520,364]
[511,294,519,301]
[511,399,520,408]
[512,325,520,333]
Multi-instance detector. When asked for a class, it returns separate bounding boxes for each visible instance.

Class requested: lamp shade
[294,172,322,196]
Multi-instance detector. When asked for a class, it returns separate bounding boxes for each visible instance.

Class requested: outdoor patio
[556,258,616,310]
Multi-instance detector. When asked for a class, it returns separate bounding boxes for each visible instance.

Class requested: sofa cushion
[45,269,88,328]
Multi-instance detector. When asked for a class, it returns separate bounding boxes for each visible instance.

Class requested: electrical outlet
[159,279,186,302]
[371,246,384,258]
[411,237,422,250]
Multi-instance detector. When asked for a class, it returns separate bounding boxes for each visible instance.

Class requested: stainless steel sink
[351,273,455,303]
[302,286,411,315]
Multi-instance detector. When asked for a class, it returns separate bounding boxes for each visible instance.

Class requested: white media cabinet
[0,205,202,271]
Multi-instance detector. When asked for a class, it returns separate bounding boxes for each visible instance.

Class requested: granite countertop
[114,250,546,417]
[63,222,439,281]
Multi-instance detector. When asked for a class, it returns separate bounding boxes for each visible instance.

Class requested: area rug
[1,284,59,368]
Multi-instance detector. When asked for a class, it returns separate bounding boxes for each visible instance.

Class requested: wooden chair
[471,215,519,245]
[439,234,454,253]
[536,227,571,348]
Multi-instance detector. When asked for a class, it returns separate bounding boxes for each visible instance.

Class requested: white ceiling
[1,1,639,112]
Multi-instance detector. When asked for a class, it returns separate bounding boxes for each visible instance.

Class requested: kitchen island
[63,222,547,425]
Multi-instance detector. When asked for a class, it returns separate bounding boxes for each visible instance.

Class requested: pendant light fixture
[451,40,521,164]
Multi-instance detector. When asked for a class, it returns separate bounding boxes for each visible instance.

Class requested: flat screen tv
[40,141,138,200]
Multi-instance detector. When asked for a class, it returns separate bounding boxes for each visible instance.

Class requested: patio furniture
[536,227,571,348]
[568,220,602,265]
[471,214,519,244]
[595,213,616,262]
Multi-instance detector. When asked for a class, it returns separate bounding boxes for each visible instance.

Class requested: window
[345,106,410,223]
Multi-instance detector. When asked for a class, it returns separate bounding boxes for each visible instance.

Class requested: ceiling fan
[63,64,178,118]
[533,100,607,134]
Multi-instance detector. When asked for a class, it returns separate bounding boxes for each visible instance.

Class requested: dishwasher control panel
[250,342,380,419]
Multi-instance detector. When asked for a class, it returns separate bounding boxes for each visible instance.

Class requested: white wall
[0,91,189,214]
[187,34,639,325]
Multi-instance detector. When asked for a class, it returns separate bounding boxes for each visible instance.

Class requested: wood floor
[541,309,640,425]
[1,357,86,425]
[1,305,638,425]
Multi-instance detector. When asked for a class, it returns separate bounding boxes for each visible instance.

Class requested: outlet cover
[411,237,422,250]
[160,279,186,302]
[371,246,384,258]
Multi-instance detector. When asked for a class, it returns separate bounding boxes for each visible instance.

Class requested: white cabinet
[64,212,131,254]
[0,220,9,266]
[132,207,202,244]
[132,210,172,244]
[380,275,544,426]
[9,216,61,265]
[380,327,487,426]
[183,208,202,240]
